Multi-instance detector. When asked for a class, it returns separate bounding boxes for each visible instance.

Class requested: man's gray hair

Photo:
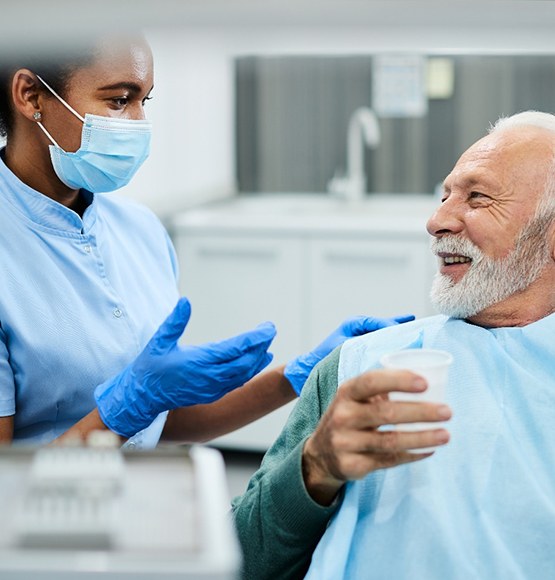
[490,110,555,220]
[489,110,555,134]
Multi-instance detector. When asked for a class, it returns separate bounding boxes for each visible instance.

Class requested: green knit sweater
[231,347,342,580]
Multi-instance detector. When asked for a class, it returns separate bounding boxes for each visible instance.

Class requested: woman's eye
[142,95,153,106]
[112,97,129,107]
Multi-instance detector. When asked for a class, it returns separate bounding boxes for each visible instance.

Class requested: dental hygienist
[0,33,412,447]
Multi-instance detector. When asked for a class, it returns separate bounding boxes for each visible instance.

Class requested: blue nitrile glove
[95,297,276,437]
[284,314,415,396]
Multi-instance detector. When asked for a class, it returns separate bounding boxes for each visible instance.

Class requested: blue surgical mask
[35,74,152,193]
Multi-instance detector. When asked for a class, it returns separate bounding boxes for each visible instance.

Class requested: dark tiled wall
[235,54,555,194]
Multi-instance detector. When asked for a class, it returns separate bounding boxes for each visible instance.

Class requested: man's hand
[302,369,452,505]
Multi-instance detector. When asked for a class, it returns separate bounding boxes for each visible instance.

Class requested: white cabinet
[174,234,305,361]
[171,194,438,451]
[173,233,304,451]
[307,236,435,345]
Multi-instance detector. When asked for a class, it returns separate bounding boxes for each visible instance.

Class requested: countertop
[170,193,439,237]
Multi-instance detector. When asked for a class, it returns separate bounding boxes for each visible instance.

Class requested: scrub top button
[113,308,123,318]
[83,244,91,253]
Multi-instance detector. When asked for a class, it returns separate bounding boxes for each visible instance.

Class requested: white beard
[430,215,552,319]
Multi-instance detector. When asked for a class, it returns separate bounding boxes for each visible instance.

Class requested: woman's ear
[10,69,43,122]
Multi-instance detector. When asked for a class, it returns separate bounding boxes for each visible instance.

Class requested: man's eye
[142,95,153,106]
[469,191,489,200]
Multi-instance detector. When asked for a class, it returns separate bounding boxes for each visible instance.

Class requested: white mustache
[430,236,484,262]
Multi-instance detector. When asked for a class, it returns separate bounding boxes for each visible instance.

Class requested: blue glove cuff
[284,351,322,396]
[95,371,160,438]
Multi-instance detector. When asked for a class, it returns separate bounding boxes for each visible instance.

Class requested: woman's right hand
[94,297,276,437]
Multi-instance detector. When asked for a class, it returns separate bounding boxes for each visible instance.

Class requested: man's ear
[10,69,44,123]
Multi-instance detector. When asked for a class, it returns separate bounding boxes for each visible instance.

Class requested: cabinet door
[307,236,436,347]
[173,232,304,451]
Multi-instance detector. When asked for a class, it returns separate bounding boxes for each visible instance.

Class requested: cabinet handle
[198,247,278,260]
[323,252,408,266]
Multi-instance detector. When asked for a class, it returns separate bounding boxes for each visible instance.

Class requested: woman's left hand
[283,314,415,396]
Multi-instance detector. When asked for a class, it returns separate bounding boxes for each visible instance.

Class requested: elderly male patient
[232,110,555,579]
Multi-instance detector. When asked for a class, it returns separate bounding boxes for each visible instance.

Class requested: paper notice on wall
[426,57,455,99]
[372,54,427,118]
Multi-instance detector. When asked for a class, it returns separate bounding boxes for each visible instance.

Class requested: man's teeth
[444,256,471,264]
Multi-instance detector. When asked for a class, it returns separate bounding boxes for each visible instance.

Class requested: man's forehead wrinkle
[448,133,553,195]
[445,162,502,192]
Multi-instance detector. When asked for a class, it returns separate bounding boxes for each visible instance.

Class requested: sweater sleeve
[231,347,342,580]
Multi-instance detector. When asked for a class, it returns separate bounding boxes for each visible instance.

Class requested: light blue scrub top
[306,314,555,579]
[0,150,180,446]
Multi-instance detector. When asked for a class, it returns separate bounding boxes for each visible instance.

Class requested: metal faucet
[327,107,381,200]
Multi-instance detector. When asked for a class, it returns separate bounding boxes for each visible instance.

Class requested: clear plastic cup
[380,349,453,451]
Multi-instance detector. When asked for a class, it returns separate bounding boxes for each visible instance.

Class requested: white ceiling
[2,1,555,31]
[2,1,555,54]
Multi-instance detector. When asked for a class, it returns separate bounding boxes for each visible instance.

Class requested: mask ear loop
[35,117,62,149]
[33,74,86,151]
[35,74,85,123]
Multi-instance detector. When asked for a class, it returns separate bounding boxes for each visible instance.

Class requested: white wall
[4,1,555,217]
[116,2,555,216]
[118,29,237,217]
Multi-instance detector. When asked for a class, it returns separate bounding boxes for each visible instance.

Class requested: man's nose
[426,198,464,237]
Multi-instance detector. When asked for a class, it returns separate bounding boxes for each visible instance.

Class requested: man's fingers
[345,399,452,430]
[322,428,449,476]
[371,427,450,453]
[345,368,427,402]
[313,431,443,481]
[306,370,452,485]
[330,424,450,455]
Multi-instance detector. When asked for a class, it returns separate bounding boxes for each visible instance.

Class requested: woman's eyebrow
[97,82,142,93]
